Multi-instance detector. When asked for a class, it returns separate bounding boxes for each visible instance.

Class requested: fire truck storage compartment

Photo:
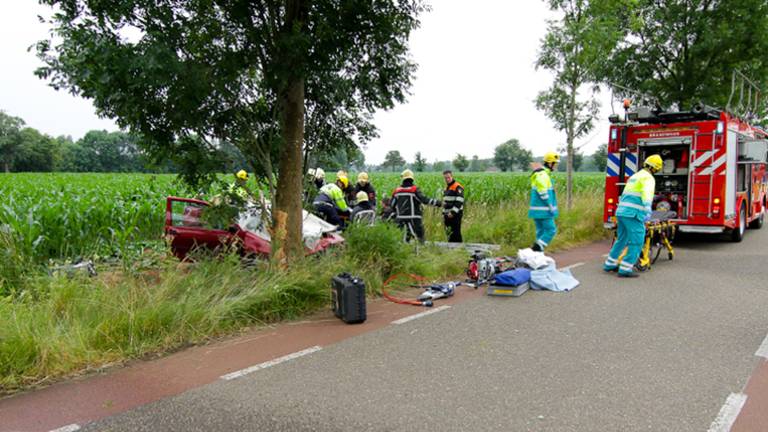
[637,138,691,217]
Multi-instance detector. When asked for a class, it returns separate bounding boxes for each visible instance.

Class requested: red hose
[382,273,432,307]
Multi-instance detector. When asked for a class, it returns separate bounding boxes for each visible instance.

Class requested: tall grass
[0,225,465,393]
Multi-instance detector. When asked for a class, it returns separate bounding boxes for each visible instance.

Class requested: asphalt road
[83,228,768,432]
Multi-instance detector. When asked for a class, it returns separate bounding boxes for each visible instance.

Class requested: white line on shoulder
[50,424,80,432]
[707,393,747,432]
[220,346,322,380]
[392,305,451,325]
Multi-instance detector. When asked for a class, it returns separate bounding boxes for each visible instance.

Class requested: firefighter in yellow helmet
[391,169,441,242]
[353,171,377,208]
[351,190,376,225]
[227,170,251,201]
[313,174,351,228]
[603,154,662,277]
[529,152,560,251]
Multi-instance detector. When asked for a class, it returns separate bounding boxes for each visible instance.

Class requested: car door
[165,197,233,259]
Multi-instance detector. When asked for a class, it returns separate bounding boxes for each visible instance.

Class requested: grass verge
[0,195,607,394]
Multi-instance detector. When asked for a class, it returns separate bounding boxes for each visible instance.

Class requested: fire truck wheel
[749,208,764,230]
[731,204,746,242]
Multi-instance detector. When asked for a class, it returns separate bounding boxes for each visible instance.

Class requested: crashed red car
[164,197,344,260]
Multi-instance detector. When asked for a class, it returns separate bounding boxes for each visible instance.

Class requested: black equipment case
[331,273,367,324]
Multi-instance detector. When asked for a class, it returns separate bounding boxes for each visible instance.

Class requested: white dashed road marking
[755,333,768,359]
[50,424,80,432]
[220,346,322,380]
[561,262,585,271]
[392,305,451,325]
[707,393,747,432]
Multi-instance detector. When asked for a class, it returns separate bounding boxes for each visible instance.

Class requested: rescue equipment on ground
[487,268,531,297]
[331,273,367,324]
[382,274,462,307]
[465,251,514,288]
[516,248,555,270]
[416,281,458,302]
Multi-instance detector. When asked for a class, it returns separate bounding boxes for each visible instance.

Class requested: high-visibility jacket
[227,182,250,201]
[616,169,656,220]
[528,168,558,219]
[442,180,465,215]
[315,183,349,211]
[391,181,440,220]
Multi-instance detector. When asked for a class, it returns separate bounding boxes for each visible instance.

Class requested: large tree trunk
[274,77,305,262]
[273,0,308,262]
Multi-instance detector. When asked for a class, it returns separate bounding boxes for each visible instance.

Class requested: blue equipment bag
[492,268,531,286]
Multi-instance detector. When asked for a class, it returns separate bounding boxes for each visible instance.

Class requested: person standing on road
[442,170,464,243]
[528,152,560,251]
[353,172,377,208]
[603,154,663,277]
[313,175,351,229]
[351,191,376,226]
[391,169,442,242]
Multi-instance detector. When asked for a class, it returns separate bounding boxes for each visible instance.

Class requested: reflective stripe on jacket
[528,168,558,219]
[442,180,464,215]
[317,183,349,211]
[392,184,439,220]
[616,169,655,220]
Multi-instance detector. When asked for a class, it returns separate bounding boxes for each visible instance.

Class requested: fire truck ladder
[727,70,763,121]
[689,132,718,218]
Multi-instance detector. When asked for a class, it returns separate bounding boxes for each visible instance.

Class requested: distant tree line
[370,139,608,173]
[0,110,256,174]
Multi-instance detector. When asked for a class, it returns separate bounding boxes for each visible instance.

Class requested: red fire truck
[603,105,768,242]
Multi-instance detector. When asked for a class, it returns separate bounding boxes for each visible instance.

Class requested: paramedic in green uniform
[528,152,560,252]
[603,154,663,277]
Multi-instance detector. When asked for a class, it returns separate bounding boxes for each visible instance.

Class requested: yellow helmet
[357,172,369,184]
[644,154,663,172]
[543,152,560,164]
[336,175,349,189]
[236,170,248,181]
[401,169,415,180]
[355,191,369,203]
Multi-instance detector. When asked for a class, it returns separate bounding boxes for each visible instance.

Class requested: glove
[548,205,555,215]
[642,213,650,223]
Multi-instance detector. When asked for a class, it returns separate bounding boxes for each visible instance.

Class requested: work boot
[603,264,618,273]
[617,271,639,278]
[531,243,543,252]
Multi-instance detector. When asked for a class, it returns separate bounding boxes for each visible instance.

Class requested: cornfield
[0,172,605,263]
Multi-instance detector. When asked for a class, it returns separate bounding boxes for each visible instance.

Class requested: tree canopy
[452,154,469,172]
[603,0,768,114]
[493,139,532,172]
[382,150,406,172]
[37,0,426,259]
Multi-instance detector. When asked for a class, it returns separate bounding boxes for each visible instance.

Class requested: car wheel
[731,204,746,242]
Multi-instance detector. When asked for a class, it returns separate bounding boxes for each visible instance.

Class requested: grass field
[0,171,608,393]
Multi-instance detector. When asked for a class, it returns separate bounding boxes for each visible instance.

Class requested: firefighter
[336,170,356,205]
[227,170,251,201]
[313,175,351,229]
[391,169,442,242]
[528,152,560,251]
[603,154,663,277]
[311,168,326,190]
[353,172,377,208]
[351,191,376,225]
[442,170,464,242]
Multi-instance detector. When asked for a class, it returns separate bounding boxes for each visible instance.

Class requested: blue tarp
[529,264,580,292]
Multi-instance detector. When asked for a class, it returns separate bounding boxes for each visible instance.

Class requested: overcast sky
[1,1,614,165]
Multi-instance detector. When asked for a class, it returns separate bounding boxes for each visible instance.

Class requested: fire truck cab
[603,105,768,242]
